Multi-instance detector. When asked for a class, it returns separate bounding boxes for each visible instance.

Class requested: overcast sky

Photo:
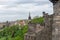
[0,0,53,22]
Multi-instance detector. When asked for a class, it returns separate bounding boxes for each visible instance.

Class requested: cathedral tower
[28,12,31,20]
[28,12,31,22]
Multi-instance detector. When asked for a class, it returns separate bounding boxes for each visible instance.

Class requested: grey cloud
[15,0,50,5]
[0,10,29,15]
[3,0,51,8]
[0,0,53,22]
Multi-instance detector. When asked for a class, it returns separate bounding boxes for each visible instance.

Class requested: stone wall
[24,12,52,40]
[43,12,52,40]
[50,0,60,40]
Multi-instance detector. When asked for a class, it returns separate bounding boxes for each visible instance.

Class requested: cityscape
[0,0,59,40]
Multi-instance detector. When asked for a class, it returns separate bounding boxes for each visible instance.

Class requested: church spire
[28,12,31,20]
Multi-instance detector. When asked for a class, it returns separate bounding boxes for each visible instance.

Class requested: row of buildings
[0,13,32,29]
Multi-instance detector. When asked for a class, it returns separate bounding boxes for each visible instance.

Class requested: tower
[28,12,31,23]
[6,21,10,27]
[28,12,31,20]
[49,0,60,40]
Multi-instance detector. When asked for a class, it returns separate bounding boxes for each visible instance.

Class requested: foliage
[0,25,28,40]
[0,16,44,40]
[31,17,44,25]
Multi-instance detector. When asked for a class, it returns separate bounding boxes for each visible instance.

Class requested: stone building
[24,0,60,40]
[24,11,52,40]
[24,22,44,40]
[50,0,60,40]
